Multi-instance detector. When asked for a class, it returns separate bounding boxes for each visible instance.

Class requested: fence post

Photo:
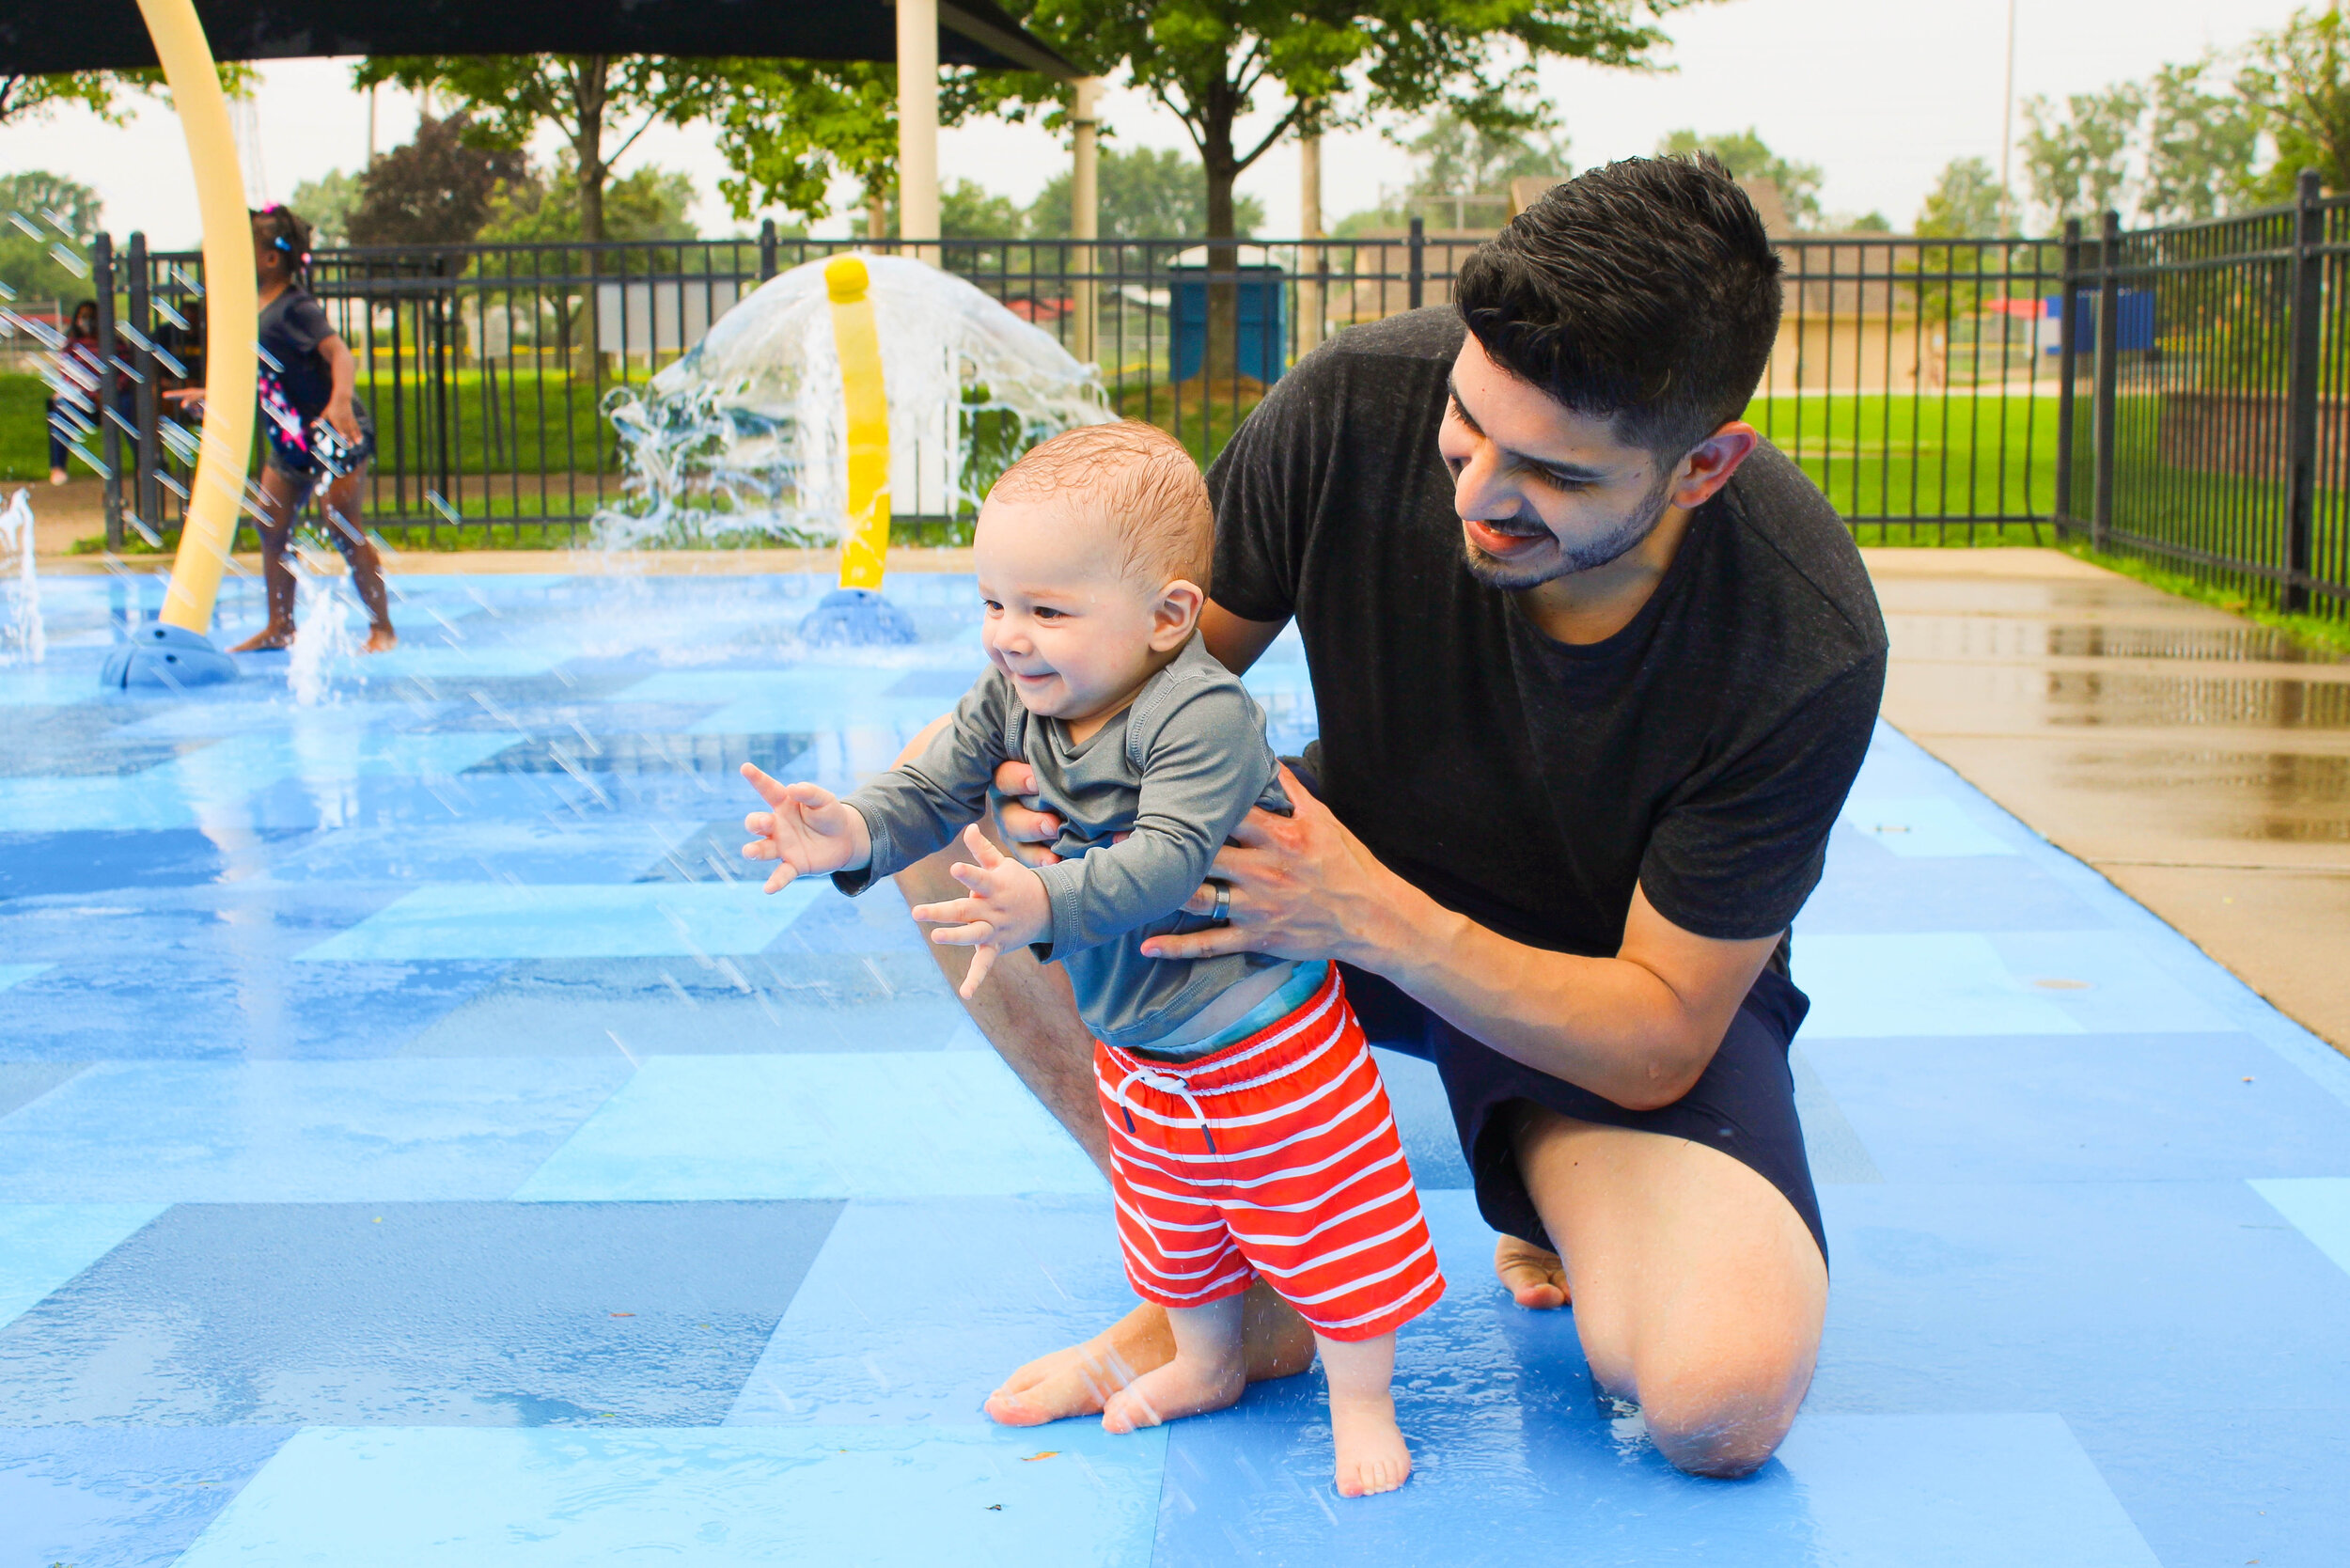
[2053,218,2082,530]
[126,231,159,545]
[2092,210,2121,554]
[2283,168,2324,614]
[91,231,123,551]
[1407,216,1425,310]
[759,219,777,284]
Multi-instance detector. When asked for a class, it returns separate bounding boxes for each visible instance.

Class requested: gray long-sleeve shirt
[834,635,1292,1053]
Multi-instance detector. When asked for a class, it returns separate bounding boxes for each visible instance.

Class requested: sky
[0,0,2304,249]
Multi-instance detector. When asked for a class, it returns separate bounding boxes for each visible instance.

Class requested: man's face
[1437,334,1682,589]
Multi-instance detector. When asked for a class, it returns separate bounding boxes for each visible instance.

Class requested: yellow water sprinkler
[798,254,917,646]
[98,0,255,689]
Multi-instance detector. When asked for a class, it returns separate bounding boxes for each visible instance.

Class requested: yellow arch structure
[140,0,257,637]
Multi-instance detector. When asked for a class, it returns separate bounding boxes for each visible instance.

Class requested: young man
[898,155,1888,1478]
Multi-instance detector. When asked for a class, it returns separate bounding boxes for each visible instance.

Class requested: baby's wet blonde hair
[987,421,1213,594]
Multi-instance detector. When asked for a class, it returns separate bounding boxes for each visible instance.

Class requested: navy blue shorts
[1278,754,1825,1263]
[1340,963,1826,1265]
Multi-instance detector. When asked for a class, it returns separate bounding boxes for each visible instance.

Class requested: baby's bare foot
[1331,1394,1413,1497]
[1100,1356,1245,1435]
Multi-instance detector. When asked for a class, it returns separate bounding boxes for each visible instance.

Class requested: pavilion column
[896,0,941,263]
[1070,75,1103,365]
[1297,129,1324,354]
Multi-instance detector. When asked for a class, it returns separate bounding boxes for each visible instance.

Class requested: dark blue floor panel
[0,1200,843,1426]
[0,1426,294,1568]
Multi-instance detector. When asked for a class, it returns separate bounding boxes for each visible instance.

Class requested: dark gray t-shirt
[836,636,1293,1051]
[1208,308,1888,960]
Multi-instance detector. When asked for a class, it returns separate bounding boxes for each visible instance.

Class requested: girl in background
[171,204,395,652]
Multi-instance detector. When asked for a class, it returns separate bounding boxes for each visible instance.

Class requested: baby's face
[973,496,1193,725]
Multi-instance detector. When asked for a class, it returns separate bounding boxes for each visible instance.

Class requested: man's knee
[1632,1351,1807,1479]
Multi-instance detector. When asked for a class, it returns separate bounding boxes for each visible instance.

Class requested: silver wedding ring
[1209,881,1231,927]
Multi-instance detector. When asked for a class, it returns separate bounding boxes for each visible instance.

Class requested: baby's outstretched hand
[740,764,870,893]
[910,823,1051,999]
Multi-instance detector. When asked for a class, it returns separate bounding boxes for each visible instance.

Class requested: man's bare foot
[1101,1355,1245,1435]
[48,468,66,486]
[983,1286,1315,1426]
[1496,1233,1569,1309]
[1330,1391,1413,1497]
[228,624,294,653]
[361,625,398,653]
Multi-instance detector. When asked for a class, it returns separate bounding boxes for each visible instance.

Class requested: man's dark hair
[1453,155,1782,458]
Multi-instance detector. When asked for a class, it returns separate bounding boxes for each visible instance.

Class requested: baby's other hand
[740,764,870,893]
[910,823,1051,998]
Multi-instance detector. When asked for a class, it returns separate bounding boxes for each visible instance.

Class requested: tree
[1021,0,1670,243]
[2138,58,2264,221]
[2239,5,2350,201]
[705,62,1033,229]
[846,175,1027,240]
[1655,128,1824,227]
[354,57,732,243]
[478,159,698,244]
[2020,86,2143,229]
[0,172,101,306]
[1010,0,1684,380]
[0,64,255,128]
[288,170,363,247]
[1914,156,2002,238]
[346,115,527,246]
[1028,146,1266,238]
[1410,104,1573,210]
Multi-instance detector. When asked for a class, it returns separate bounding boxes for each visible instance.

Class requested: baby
[739,420,1443,1497]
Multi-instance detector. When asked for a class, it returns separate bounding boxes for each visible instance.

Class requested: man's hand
[739,764,870,893]
[1138,764,1395,966]
[910,823,1052,999]
[324,394,362,445]
[989,760,1064,869]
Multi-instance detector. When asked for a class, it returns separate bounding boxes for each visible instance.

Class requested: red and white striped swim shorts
[1094,965,1445,1342]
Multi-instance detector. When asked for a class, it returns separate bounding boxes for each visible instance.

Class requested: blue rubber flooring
[4,568,2348,1566]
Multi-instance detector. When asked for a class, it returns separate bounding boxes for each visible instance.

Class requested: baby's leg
[1101,1294,1245,1434]
[1319,1331,1411,1497]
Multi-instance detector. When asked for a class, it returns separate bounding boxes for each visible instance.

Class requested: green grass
[0,372,98,481]
[2057,535,2350,658]
[1746,392,2061,522]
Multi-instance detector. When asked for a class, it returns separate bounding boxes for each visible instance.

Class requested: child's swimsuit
[835,634,1443,1336]
[1097,963,1442,1340]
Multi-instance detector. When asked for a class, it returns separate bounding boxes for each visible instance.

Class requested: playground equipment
[96,0,251,690]
[598,254,1111,635]
[798,256,917,646]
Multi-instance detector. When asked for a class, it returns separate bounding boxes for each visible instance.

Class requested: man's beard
[1461,471,1677,589]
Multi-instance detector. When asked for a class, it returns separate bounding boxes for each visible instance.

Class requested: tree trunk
[572,56,610,245]
[1200,94,1241,391]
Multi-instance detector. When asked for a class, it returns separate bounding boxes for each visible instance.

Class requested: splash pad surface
[3,568,2348,1565]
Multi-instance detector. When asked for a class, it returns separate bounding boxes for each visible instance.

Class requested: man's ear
[1150,578,1206,651]
[1668,421,1761,510]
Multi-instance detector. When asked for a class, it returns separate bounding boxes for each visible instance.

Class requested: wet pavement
[1869,547,2350,1048]
[3,564,2349,1564]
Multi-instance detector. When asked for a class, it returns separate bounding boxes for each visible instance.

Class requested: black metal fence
[70,205,2349,626]
[2055,173,2350,621]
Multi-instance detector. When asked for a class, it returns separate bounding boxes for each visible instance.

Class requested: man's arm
[1139,768,1778,1110]
[1198,600,1287,676]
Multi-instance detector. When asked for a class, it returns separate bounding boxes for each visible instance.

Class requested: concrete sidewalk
[1865,547,2350,1052]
